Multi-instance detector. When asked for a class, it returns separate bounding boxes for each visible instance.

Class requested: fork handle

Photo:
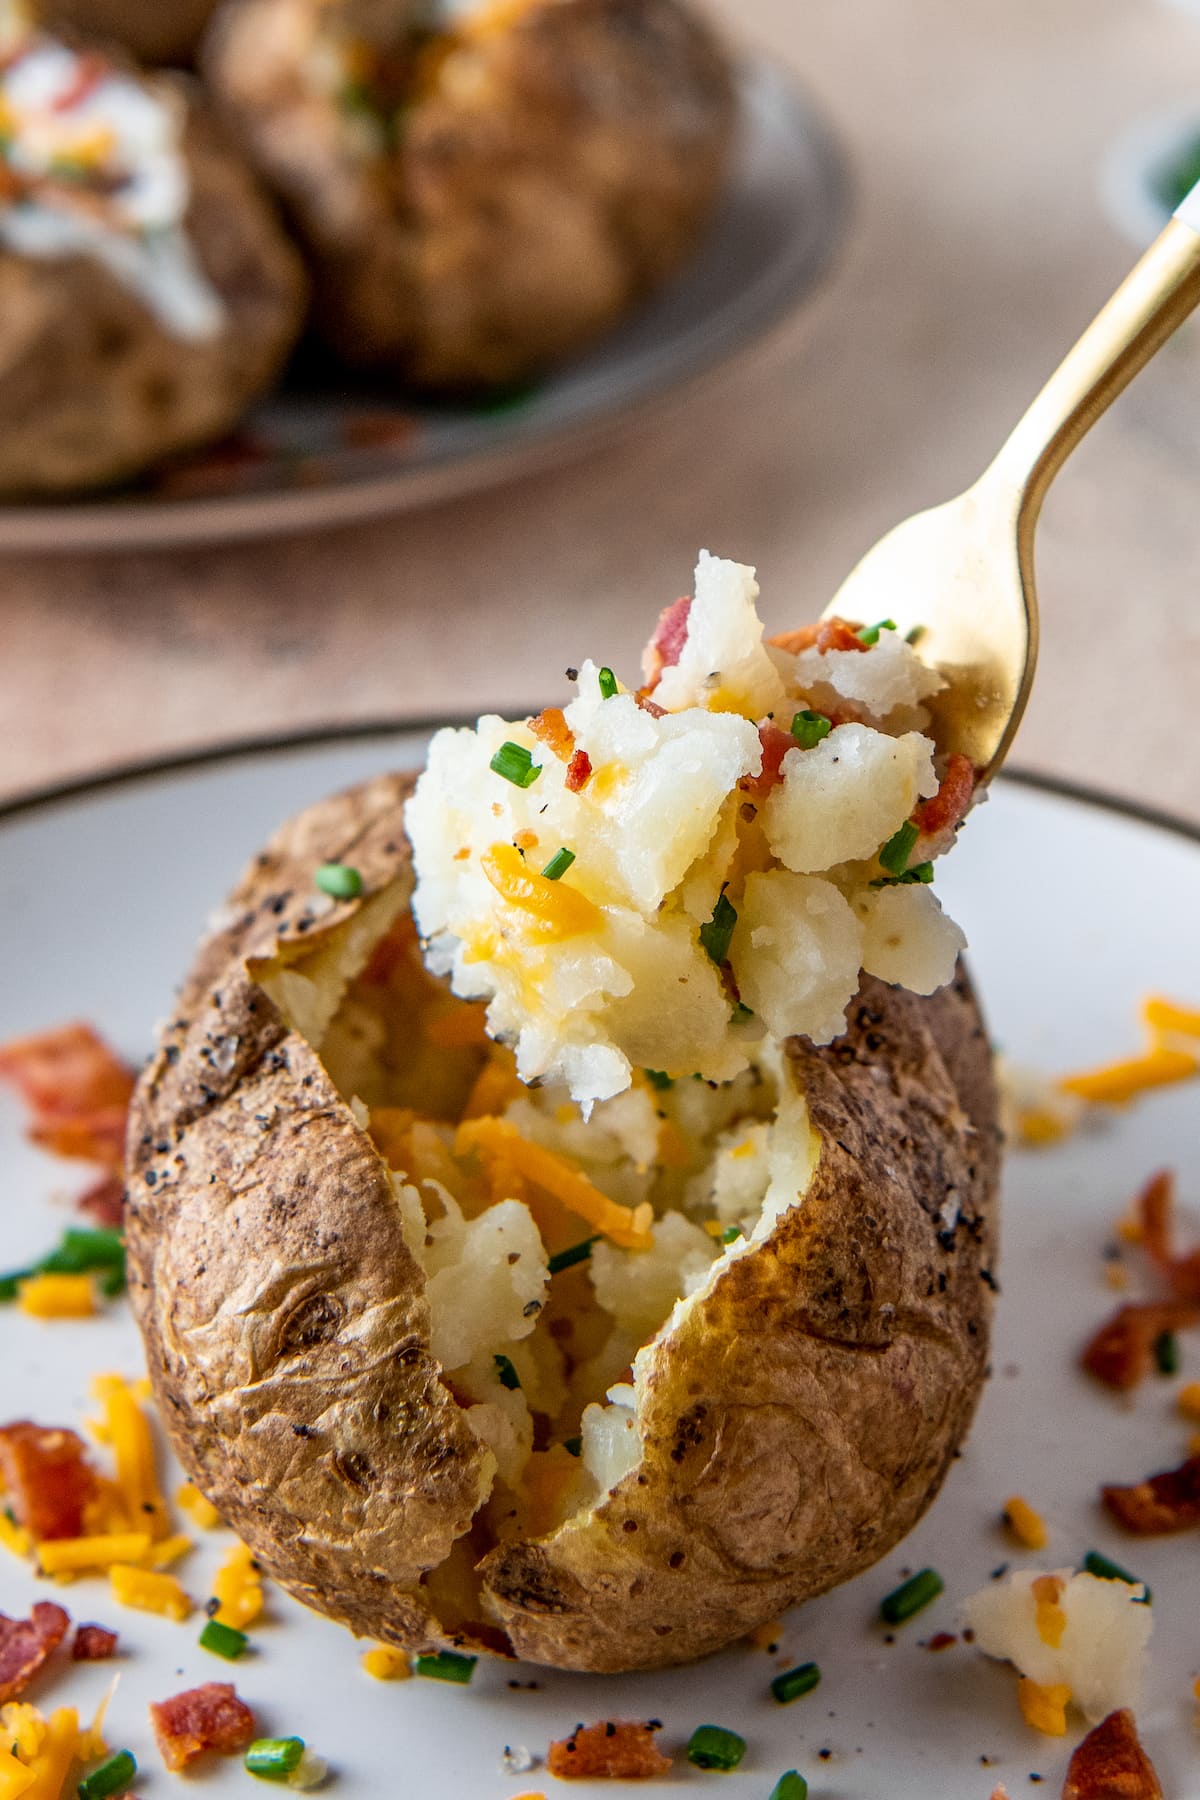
[989,179,1200,516]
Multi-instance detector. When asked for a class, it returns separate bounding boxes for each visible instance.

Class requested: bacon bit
[50,52,108,111]
[1102,1452,1200,1534]
[546,1720,671,1780]
[1061,1708,1164,1800]
[989,1787,1011,1800]
[1135,1169,1176,1267]
[768,617,868,656]
[528,707,575,763]
[0,1423,98,1542]
[0,1023,134,1122]
[740,722,795,797]
[75,1173,125,1228]
[926,1631,958,1651]
[150,1682,256,1772]
[565,749,592,792]
[512,829,539,852]
[0,1602,70,1703]
[72,1624,117,1662]
[1080,1302,1200,1390]
[913,752,976,839]
[640,595,692,690]
[634,693,667,719]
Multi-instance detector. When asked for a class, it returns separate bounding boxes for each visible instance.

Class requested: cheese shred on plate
[407,553,971,1107]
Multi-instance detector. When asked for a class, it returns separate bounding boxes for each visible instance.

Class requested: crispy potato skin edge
[126,772,1001,1671]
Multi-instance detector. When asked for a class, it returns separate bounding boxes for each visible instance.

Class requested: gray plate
[0,56,847,554]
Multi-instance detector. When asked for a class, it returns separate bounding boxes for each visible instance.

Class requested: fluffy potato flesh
[126,769,1001,1672]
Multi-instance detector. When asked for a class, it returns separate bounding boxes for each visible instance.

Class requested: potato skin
[205,0,736,389]
[41,0,219,65]
[0,95,306,499]
[126,773,1000,1671]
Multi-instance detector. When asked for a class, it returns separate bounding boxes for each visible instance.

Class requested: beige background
[2,0,1199,817]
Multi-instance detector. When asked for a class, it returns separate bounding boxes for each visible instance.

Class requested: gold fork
[822,181,1200,778]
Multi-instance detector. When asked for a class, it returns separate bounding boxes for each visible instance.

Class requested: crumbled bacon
[1131,1167,1200,1303]
[768,617,868,657]
[913,752,977,839]
[0,1421,98,1541]
[547,1720,671,1780]
[72,1624,118,1662]
[565,750,592,793]
[528,707,575,763]
[1102,1452,1200,1534]
[926,1631,958,1651]
[1080,1301,1200,1390]
[0,1601,70,1703]
[739,722,795,796]
[150,1682,257,1772]
[0,1023,135,1172]
[76,1173,125,1228]
[1061,1708,1164,1800]
[634,693,667,719]
[640,596,692,690]
[50,52,108,112]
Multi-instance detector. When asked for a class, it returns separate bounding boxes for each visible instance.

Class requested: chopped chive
[905,625,926,646]
[1083,1550,1150,1601]
[880,1567,943,1624]
[730,1002,755,1025]
[699,892,737,966]
[541,848,576,882]
[857,618,897,646]
[415,1650,476,1684]
[77,1749,136,1799]
[493,1354,521,1391]
[489,742,542,789]
[878,819,920,877]
[0,1268,34,1303]
[770,1775,809,1800]
[687,1725,746,1771]
[44,1228,125,1272]
[3,1506,16,1526]
[721,1227,741,1244]
[100,1264,127,1298]
[199,1618,248,1659]
[562,1436,582,1457]
[790,709,832,750]
[870,860,934,890]
[597,667,619,700]
[1154,1330,1179,1375]
[245,1737,305,1779]
[771,1661,820,1703]
[547,1236,600,1275]
[643,1069,673,1091]
[314,862,363,900]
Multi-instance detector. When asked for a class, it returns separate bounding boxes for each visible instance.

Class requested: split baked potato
[203,0,736,389]
[0,26,306,498]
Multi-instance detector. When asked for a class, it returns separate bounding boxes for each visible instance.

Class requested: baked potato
[0,22,307,498]
[39,0,220,65]
[203,0,736,389]
[126,559,1001,1673]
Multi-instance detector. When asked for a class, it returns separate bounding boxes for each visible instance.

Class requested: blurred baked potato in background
[205,0,737,389]
[41,0,220,64]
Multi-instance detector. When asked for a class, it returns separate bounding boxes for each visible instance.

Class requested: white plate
[2,735,1199,1798]
[0,58,846,555]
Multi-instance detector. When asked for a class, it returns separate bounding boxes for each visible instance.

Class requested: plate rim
[2,721,1197,855]
[0,52,849,556]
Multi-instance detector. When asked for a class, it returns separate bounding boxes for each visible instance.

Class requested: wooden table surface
[2,0,1199,820]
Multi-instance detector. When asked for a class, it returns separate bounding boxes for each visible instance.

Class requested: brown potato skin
[41,0,220,65]
[204,0,736,389]
[0,94,307,499]
[126,773,1001,1672]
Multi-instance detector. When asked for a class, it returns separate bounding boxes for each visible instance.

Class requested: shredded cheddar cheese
[0,1706,45,1763]
[146,1532,193,1569]
[0,1514,32,1561]
[18,1706,78,1800]
[1003,1496,1047,1551]
[211,1539,264,1629]
[16,1274,94,1319]
[360,1646,410,1681]
[481,843,602,941]
[90,1373,170,1541]
[1031,1574,1067,1649]
[37,1532,151,1575]
[455,1116,653,1249]
[0,1748,33,1800]
[175,1482,222,1530]
[1017,1676,1071,1736]
[1143,996,1200,1040]
[109,1562,192,1621]
[1058,1046,1199,1105]
[1177,1383,1200,1423]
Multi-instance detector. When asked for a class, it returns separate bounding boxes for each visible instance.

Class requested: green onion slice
[1154,1330,1179,1375]
[878,819,920,877]
[414,1650,476,1684]
[880,1567,944,1624]
[541,848,576,881]
[314,862,363,900]
[905,625,926,646]
[597,667,619,700]
[493,1354,521,1391]
[562,1436,582,1457]
[489,742,542,789]
[769,1775,809,1800]
[771,1661,820,1703]
[857,618,897,646]
[699,892,737,966]
[687,1725,746,1771]
[199,1618,248,1659]
[643,1069,673,1091]
[547,1237,600,1275]
[1083,1550,1150,1600]
[871,860,934,890]
[245,1738,305,1779]
[77,1750,137,1800]
[790,709,832,750]
[721,1226,741,1245]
